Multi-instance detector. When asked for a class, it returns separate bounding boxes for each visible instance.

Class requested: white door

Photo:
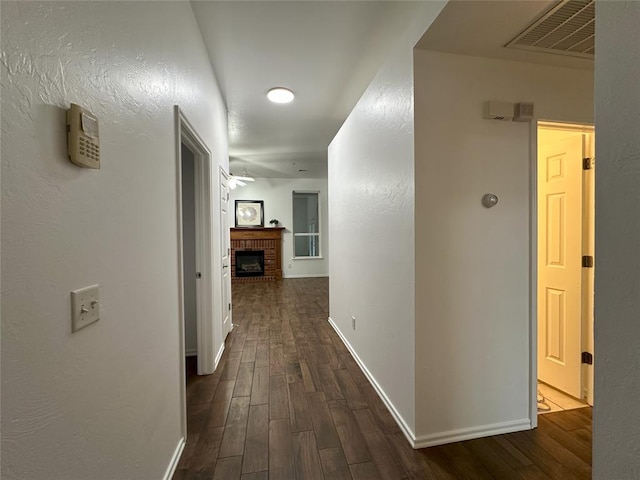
[220,171,232,338]
[537,133,584,398]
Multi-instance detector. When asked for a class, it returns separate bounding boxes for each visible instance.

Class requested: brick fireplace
[230,227,284,282]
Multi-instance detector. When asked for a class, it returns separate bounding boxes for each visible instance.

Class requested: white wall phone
[66,103,100,169]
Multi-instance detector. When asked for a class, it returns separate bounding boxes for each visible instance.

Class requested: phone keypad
[67,103,100,169]
[79,135,99,162]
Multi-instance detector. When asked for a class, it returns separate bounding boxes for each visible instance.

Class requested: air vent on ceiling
[506,0,594,59]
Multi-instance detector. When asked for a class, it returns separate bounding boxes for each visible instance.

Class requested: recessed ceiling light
[267,87,295,104]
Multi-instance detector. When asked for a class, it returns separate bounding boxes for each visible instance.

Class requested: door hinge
[228,303,231,311]
[583,157,593,170]
[581,351,593,365]
[582,255,594,268]
[195,272,202,279]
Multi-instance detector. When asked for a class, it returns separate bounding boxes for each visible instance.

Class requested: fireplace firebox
[235,250,265,277]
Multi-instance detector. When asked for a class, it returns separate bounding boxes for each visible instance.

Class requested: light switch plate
[71,284,100,332]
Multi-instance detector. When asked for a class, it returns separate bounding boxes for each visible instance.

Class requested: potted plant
[269,219,280,227]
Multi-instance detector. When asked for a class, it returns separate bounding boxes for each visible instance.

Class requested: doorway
[219,169,232,339]
[181,143,198,377]
[175,107,218,440]
[536,121,595,415]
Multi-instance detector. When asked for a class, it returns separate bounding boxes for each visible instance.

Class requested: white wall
[593,1,640,477]
[0,2,228,479]
[229,177,328,278]
[181,145,197,356]
[413,50,593,444]
[327,1,446,439]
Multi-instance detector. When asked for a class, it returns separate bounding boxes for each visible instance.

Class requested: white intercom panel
[66,103,100,169]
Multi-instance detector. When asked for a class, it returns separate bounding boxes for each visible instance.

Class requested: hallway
[174,278,591,479]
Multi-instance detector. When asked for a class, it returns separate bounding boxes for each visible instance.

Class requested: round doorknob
[482,193,499,208]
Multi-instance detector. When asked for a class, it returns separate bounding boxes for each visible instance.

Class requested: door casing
[175,106,216,439]
[219,168,232,338]
[529,120,595,426]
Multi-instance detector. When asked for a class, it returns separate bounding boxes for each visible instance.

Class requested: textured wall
[593,1,640,478]
[413,50,593,444]
[0,2,228,479]
[229,177,329,278]
[326,0,445,440]
[329,39,418,436]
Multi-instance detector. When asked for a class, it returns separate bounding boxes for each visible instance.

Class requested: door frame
[529,119,595,426]
[219,167,233,338]
[175,106,216,436]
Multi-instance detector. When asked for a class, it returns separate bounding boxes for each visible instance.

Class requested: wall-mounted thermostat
[67,103,100,169]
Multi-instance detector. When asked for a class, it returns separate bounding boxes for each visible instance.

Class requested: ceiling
[191,1,426,179]
[191,1,594,179]
[416,0,595,68]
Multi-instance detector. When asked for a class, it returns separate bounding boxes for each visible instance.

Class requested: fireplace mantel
[230,227,285,240]
[230,227,284,282]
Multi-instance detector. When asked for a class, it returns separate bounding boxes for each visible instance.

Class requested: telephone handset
[67,103,100,169]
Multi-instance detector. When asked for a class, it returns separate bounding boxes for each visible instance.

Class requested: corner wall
[229,177,329,278]
[413,50,593,444]
[327,2,446,438]
[593,1,640,477]
[328,40,418,438]
[0,2,228,478]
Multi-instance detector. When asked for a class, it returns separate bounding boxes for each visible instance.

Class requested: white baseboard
[163,437,185,480]
[327,316,417,445]
[327,316,533,450]
[413,418,532,449]
[214,342,225,370]
[283,273,329,279]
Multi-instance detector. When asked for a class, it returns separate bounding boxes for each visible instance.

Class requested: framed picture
[235,200,264,227]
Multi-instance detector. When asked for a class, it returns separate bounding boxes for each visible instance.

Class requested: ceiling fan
[228,172,255,189]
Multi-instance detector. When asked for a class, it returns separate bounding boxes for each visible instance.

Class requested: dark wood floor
[174,278,592,480]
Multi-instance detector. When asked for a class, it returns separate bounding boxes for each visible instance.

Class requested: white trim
[283,274,329,279]
[329,316,531,449]
[163,437,185,480]
[413,419,532,449]
[292,256,325,261]
[327,317,417,445]
[531,120,596,423]
[185,349,197,357]
[174,106,216,443]
[214,342,225,370]
[174,108,187,442]
[219,168,233,340]
[529,120,539,428]
[175,106,216,378]
[537,120,595,133]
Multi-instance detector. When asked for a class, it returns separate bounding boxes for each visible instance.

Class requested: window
[292,191,320,257]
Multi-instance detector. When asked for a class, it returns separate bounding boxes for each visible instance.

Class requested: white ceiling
[191,1,594,179]
[415,0,595,68]
[191,1,425,179]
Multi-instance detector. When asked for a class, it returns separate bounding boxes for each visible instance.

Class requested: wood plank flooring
[174,278,592,479]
